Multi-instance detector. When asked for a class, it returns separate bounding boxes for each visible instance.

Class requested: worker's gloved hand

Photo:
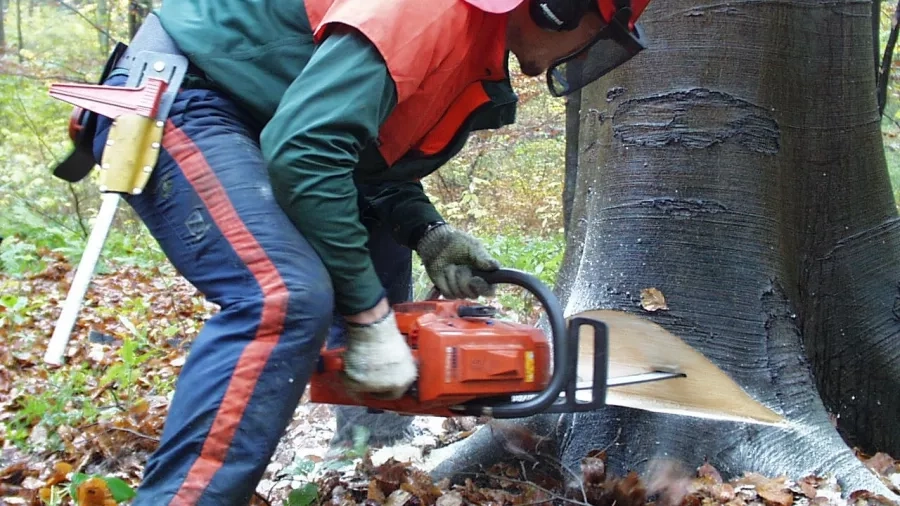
[417,224,500,299]
[342,310,417,399]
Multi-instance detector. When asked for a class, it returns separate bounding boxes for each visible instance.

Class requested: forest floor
[0,253,898,506]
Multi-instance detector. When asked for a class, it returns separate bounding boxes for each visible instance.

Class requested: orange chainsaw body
[309,300,552,417]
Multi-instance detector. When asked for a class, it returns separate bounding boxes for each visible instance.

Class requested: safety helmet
[531,0,653,96]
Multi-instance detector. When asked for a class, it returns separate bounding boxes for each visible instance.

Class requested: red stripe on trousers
[162,121,289,505]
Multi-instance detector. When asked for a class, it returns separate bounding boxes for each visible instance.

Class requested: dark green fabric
[156,0,517,314]
[260,29,398,314]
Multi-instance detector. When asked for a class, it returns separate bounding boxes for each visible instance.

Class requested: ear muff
[529,0,594,31]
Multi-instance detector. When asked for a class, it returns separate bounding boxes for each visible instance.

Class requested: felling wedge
[572,309,786,426]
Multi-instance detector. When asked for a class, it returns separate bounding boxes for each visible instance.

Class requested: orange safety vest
[305,0,524,166]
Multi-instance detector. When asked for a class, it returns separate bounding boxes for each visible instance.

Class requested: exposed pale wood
[573,309,786,426]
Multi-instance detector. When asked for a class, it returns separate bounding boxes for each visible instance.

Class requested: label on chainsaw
[525,351,535,383]
[445,346,456,383]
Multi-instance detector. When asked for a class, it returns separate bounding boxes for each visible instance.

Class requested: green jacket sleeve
[260,27,397,315]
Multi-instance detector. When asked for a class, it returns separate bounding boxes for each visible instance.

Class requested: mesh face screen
[546,14,646,97]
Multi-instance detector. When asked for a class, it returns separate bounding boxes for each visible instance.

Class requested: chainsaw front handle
[447,268,572,417]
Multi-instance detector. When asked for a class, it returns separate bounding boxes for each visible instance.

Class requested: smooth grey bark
[563,63,582,236]
[432,0,900,497]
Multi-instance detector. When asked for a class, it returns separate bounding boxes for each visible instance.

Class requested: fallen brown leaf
[76,477,116,506]
[640,287,669,311]
[863,453,897,475]
[435,490,464,506]
[45,462,72,486]
[697,462,723,485]
[367,478,386,502]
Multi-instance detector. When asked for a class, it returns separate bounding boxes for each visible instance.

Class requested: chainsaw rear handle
[448,267,570,418]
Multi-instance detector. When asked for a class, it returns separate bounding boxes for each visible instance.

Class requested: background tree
[97,0,109,54]
[432,0,900,497]
[1,0,6,53]
[14,0,21,62]
[128,0,152,39]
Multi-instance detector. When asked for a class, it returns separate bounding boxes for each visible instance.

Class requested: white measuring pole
[44,192,122,365]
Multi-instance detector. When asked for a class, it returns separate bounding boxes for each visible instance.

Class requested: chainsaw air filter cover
[394,300,551,402]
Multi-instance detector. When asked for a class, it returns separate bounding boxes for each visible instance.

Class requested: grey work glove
[342,310,417,399]
[416,224,500,299]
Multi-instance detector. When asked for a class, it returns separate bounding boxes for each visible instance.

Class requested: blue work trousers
[92,76,412,505]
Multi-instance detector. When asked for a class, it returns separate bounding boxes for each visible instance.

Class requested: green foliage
[485,233,565,286]
[0,292,30,327]
[0,235,49,275]
[0,71,88,250]
[66,473,136,504]
[1,2,156,276]
[99,323,162,399]
[283,457,321,506]
[280,458,320,506]
[6,364,103,451]
[279,428,366,505]
[425,67,566,238]
[285,484,319,506]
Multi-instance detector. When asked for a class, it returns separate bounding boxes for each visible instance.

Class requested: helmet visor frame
[545,9,647,97]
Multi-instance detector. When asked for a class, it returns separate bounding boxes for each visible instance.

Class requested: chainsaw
[309,268,686,418]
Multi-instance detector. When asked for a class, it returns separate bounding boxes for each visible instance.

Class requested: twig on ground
[102,425,160,442]
[252,492,272,506]
[537,453,588,505]
[477,470,590,506]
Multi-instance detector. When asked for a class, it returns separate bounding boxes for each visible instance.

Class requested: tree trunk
[15,0,22,63]
[874,0,883,81]
[97,0,108,55]
[563,62,582,236]
[431,0,900,497]
[129,0,153,39]
[1,0,6,54]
